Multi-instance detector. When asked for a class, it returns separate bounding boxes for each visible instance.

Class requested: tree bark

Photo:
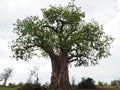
[50,55,60,90]
[58,54,71,90]
[50,54,71,90]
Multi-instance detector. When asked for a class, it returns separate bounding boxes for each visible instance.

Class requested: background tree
[11,1,113,90]
[0,68,13,86]
[27,66,40,84]
[111,79,120,87]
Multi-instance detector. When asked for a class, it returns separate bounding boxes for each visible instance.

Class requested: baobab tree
[11,1,113,90]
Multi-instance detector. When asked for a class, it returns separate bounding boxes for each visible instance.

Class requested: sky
[0,0,120,85]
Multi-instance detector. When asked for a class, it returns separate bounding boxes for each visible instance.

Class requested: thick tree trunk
[50,54,71,90]
[58,55,71,90]
[50,55,60,90]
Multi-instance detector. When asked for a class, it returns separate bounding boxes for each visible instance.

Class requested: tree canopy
[11,1,113,67]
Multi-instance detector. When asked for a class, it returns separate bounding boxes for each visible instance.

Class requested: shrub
[17,83,47,90]
[98,81,104,87]
[78,77,96,89]
[18,83,33,90]
[8,83,16,87]
[42,82,50,90]
[17,82,24,87]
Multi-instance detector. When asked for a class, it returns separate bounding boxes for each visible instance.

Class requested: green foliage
[98,81,104,87]
[11,0,113,66]
[78,77,96,89]
[98,81,108,87]
[41,1,85,25]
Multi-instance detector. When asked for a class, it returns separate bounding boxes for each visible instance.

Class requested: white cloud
[77,0,117,25]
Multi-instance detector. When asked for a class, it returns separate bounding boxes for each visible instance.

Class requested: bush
[17,83,33,90]
[8,83,16,87]
[17,83,47,90]
[42,82,50,90]
[17,82,24,87]
[98,81,104,87]
[33,83,43,90]
[78,77,96,89]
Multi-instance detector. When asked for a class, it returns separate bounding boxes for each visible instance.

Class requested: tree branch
[41,25,58,33]
[22,42,56,58]
[60,23,64,33]
[40,43,56,58]
[68,59,77,63]
[68,53,97,63]
[68,52,83,60]
[56,19,69,33]
[57,19,69,24]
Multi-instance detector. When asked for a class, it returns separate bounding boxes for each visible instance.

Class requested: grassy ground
[78,88,120,90]
[0,87,18,90]
[76,87,120,90]
[0,86,120,90]
[79,88,120,90]
[73,86,120,90]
